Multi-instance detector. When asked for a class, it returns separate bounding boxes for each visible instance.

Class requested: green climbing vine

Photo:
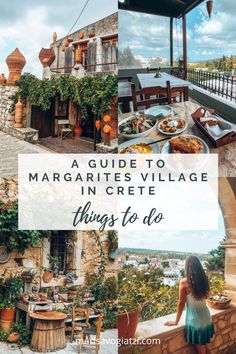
[10,73,118,119]
[0,201,47,254]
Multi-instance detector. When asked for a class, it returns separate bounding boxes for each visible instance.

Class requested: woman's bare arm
[164,280,187,326]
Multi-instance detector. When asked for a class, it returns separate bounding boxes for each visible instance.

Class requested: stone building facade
[49,12,118,77]
[0,178,117,290]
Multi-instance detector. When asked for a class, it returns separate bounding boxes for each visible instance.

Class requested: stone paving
[39,137,94,154]
[0,131,52,177]
[0,329,117,354]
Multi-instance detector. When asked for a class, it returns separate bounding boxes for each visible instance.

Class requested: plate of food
[119,112,158,139]
[161,134,209,154]
[145,105,172,117]
[119,137,159,154]
[158,117,187,135]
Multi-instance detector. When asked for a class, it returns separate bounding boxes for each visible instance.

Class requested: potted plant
[68,285,78,300]
[8,321,28,346]
[108,230,118,260]
[65,272,78,284]
[48,255,61,276]
[0,299,16,331]
[42,267,53,283]
[207,275,231,309]
[59,287,68,302]
[118,272,146,341]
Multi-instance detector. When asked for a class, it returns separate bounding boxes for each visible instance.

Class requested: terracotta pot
[75,46,82,64]
[1,308,15,331]
[0,74,6,86]
[8,332,20,343]
[14,96,24,128]
[6,48,26,86]
[43,271,53,283]
[39,48,56,67]
[118,306,141,341]
[74,126,83,137]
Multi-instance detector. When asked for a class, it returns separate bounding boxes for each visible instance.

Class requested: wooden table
[118,100,236,177]
[137,72,192,101]
[30,311,67,352]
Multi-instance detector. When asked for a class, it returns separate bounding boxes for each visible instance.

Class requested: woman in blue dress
[165,256,214,354]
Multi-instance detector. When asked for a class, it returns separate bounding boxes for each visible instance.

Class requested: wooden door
[31,104,54,138]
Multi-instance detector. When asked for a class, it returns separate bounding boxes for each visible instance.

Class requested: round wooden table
[30,311,67,352]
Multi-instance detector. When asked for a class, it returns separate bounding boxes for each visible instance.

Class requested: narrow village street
[0,131,52,176]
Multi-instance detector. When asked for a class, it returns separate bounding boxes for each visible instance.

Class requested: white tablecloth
[137,72,193,89]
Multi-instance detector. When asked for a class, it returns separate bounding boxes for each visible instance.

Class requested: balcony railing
[187,69,236,103]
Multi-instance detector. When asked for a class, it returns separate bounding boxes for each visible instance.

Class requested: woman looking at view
[165,255,214,354]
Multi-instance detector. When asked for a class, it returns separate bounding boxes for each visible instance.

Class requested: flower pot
[1,308,15,331]
[118,305,142,341]
[207,297,231,310]
[43,271,53,283]
[8,332,20,343]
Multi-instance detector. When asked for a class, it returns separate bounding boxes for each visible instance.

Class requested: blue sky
[119,0,236,63]
[0,0,117,77]
[119,207,225,254]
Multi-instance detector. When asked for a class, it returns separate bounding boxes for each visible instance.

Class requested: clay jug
[75,46,82,63]
[14,96,24,128]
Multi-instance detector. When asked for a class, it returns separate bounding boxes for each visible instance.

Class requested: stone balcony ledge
[119,304,236,354]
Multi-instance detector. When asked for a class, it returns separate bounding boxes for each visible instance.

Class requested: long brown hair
[185,256,209,300]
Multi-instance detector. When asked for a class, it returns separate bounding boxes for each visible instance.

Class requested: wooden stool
[30,311,67,352]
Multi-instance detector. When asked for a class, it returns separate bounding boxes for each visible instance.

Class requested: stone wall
[0,176,18,203]
[0,86,38,142]
[0,85,18,128]
[119,307,236,354]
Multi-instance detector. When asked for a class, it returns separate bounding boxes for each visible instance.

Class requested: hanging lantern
[64,41,69,48]
[103,114,111,123]
[68,37,73,43]
[206,0,213,18]
[103,124,111,134]
[95,120,101,131]
[79,33,84,40]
